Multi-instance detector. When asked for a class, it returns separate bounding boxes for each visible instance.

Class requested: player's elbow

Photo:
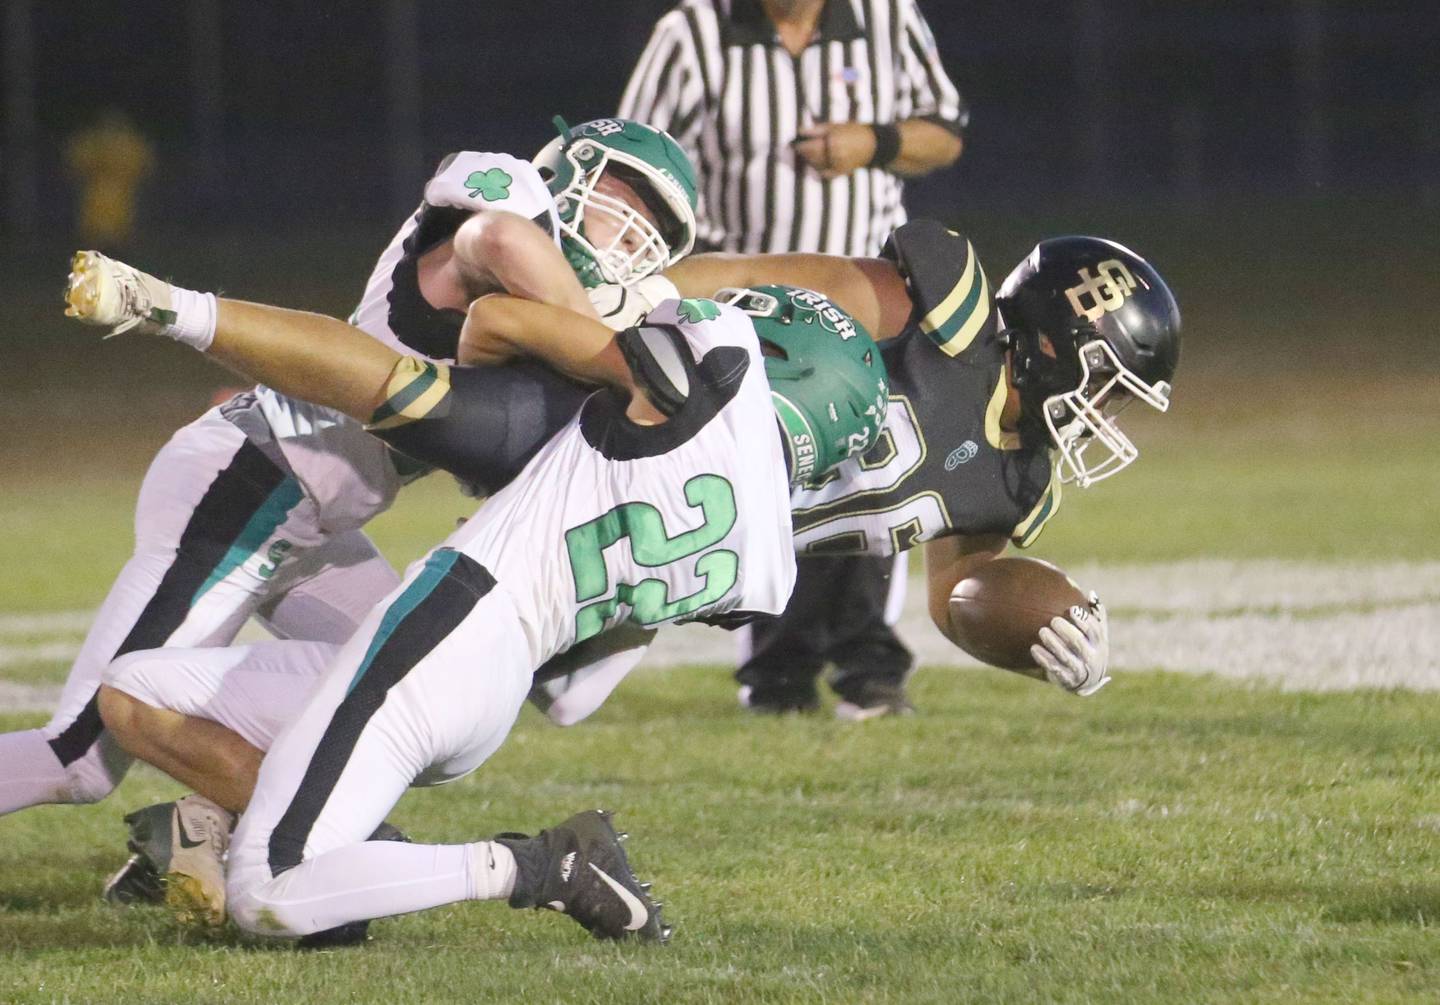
[454,210,535,288]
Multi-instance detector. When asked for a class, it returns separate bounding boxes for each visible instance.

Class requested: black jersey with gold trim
[789,220,1059,557]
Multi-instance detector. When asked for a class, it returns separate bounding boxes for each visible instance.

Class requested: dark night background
[2,0,1439,416]
[6,1,1440,230]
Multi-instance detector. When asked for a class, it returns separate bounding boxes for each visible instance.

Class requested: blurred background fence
[4,1,1438,233]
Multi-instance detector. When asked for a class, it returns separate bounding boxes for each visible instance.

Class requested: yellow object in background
[65,110,154,246]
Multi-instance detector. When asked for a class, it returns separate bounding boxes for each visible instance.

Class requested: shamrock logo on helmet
[465,168,514,202]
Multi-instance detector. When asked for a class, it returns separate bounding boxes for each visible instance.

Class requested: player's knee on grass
[227,886,306,938]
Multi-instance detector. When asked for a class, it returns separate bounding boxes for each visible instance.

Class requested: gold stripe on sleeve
[366,357,453,431]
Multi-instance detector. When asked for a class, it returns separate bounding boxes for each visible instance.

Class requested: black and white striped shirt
[619,0,966,257]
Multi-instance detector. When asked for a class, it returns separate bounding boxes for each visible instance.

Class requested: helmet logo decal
[578,118,626,137]
[944,440,979,470]
[676,298,720,324]
[1064,259,1146,323]
[789,289,858,340]
[465,168,513,202]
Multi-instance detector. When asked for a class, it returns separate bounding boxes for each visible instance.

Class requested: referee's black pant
[736,553,913,704]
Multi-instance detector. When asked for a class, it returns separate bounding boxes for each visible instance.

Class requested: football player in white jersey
[64,251,887,942]
[0,118,697,895]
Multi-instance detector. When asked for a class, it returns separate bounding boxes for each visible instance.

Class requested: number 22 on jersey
[565,474,739,642]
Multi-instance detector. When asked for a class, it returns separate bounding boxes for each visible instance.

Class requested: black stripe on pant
[267,550,496,876]
[47,440,289,767]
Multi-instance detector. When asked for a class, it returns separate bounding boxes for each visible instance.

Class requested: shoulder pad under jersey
[424,151,555,225]
[882,219,994,359]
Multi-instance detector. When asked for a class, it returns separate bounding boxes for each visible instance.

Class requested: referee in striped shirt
[619,0,967,718]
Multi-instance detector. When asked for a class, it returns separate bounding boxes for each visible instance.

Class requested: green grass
[4,670,1440,1003]
[3,199,1439,1000]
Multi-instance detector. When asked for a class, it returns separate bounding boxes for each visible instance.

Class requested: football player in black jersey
[666,225,1181,705]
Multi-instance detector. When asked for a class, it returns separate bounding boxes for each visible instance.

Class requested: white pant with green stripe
[0,407,400,816]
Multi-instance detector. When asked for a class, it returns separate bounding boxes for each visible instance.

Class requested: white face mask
[553,142,677,287]
[1042,339,1171,488]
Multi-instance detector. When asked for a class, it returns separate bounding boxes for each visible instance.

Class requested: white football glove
[1030,593,1110,696]
[586,274,680,331]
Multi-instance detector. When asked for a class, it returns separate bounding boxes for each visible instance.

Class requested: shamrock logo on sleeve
[464,167,514,202]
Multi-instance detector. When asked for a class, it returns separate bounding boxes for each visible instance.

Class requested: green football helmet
[533,116,698,289]
[717,285,890,487]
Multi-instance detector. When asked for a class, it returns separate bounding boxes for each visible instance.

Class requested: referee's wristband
[868,123,902,168]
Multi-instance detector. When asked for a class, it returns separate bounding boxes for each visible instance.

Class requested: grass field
[2,201,1439,1001]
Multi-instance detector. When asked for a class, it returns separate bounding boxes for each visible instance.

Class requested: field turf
[2,200,1438,1001]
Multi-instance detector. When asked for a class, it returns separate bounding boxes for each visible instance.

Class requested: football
[947,557,1090,672]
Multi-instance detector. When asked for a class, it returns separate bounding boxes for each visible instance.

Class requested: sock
[0,729,72,815]
[464,841,518,902]
[160,287,218,351]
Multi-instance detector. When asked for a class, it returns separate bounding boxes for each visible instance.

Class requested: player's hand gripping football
[1031,593,1110,696]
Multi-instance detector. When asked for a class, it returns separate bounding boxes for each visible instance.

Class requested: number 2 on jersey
[565,474,739,642]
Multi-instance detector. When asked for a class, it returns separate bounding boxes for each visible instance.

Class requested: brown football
[948,557,1089,671]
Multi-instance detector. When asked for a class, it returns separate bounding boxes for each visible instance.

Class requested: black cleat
[102,800,179,906]
[102,853,165,905]
[296,822,412,950]
[497,810,668,942]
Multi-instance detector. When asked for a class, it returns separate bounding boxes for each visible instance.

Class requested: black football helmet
[995,237,1181,487]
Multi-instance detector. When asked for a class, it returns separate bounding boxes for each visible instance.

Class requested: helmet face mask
[997,237,1181,489]
[1041,338,1172,487]
[715,285,889,487]
[534,118,698,288]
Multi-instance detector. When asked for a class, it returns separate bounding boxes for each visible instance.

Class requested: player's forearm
[887,119,963,177]
[923,533,1008,644]
[460,295,629,388]
[210,300,400,421]
[452,211,596,317]
[667,252,911,340]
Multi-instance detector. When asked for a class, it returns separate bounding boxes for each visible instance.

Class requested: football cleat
[102,853,165,906]
[102,800,179,906]
[164,794,235,929]
[496,809,668,942]
[64,249,177,337]
[833,679,916,722]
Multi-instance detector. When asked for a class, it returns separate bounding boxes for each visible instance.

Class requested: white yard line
[3,562,1439,714]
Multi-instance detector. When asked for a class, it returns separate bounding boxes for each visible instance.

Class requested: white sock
[464,841,518,902]
[159,286,218,352]
[0,729,72,815]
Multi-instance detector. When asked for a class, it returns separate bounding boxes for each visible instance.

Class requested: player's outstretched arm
[666,252,914,341]
[667,252,902,333]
